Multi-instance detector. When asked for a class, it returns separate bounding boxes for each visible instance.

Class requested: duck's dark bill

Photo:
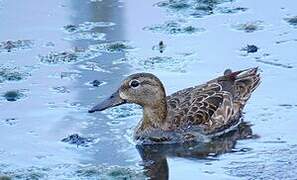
[88,91,126,113]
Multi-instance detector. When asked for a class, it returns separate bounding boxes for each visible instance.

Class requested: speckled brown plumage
[89,67,261,144]
[166,68,260,136]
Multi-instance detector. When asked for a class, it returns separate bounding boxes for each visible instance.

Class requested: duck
[89,67,261,144]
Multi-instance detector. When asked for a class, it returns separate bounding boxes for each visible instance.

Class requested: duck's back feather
[166,67,261,136]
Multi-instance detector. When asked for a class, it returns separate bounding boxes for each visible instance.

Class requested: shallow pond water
[0,0,297,179]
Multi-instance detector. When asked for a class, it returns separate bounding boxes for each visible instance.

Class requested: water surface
[0,0,297,179]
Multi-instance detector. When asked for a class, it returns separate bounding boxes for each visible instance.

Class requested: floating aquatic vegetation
[284,16,297,27]
[63,22,115,33]
[104,104,142,119]
[64,32,106,41]
[63,22,112,42]
[256,59,293,69]
[0,64,30,83]
[0,163,145,179]
[1,90,27,102]
[0,175,11,180]
[60,71,82,80]
[155,0,236,18]
[0,40,33,53]
[241,45,259,53]
[39,48,101,64]
[233,21,264,33]
[216,6,247,14]
[77,21,115,30]
[0,166,47,180]
[74,165,144,179]
[51,86,70,94]
[39,51,78,64]
[123,55,195,73]
[144,20,205,35]
[78,62,110,73]
[155,0,190,10]
[89,41,133,53]
[61,134,97,147]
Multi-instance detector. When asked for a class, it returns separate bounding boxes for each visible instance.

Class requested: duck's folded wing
[168,82,239,135]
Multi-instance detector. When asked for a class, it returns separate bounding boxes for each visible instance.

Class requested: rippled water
[0,0,297,179]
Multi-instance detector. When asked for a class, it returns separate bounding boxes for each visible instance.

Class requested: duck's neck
[138,98,168,132]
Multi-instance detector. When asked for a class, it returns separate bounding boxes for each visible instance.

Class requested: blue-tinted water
[0,0,297,179]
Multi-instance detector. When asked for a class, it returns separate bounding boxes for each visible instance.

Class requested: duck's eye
[129,79,140,88]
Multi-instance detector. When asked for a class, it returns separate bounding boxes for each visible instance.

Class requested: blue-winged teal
[89,67,261,144]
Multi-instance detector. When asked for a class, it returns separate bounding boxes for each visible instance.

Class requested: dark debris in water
[275,38,297,45]
[278,104,297,109]
[90,80,104,87]
[144,20,205,35]
[233,21,264,33]
[0,65,30,83]
[152,41,166,53]
[89,41,133,53]
[63,24,78,33]
[241,45,259,53]
[1,90,26,102]
[284,16,297,27]
[4,118,18,126]
[0,40,33,53]
[61,134,95,147]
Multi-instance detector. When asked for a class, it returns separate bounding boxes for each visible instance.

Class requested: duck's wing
[167,82,234,135]
[167,67,260,136]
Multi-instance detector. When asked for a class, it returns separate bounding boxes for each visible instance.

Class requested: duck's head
[88,73,166,113]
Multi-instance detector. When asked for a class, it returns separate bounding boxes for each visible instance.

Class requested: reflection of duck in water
[137,122,255,180]
[89,68,260,144]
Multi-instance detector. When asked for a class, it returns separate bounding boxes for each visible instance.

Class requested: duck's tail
[230,67,261,106]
